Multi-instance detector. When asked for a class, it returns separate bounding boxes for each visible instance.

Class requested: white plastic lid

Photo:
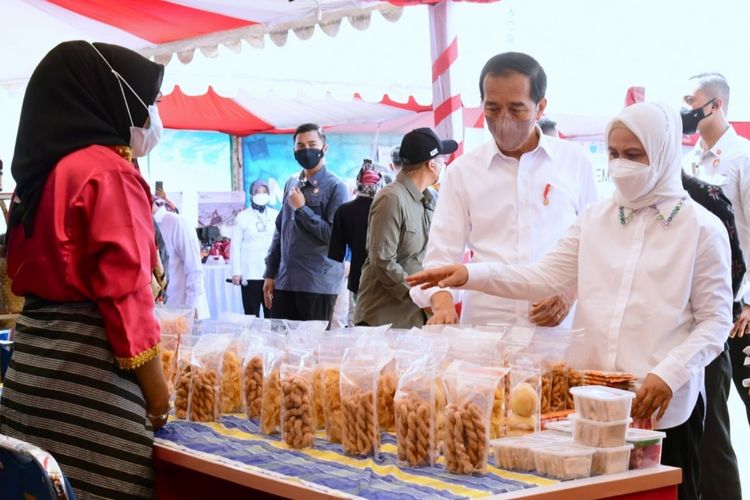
[625,428,666,441]
[569,413,633,427]
[534,443,596,457]
[570,385,636,400]
[544,420,573,433]
[585,443,634,453]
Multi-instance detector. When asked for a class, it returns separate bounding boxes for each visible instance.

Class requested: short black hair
[293,123,326,144]
[538,117,557,134]
[479,52,547,103]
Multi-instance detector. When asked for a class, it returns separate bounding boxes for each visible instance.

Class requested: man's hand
[406,264,469,290]
[529,294,571,326]
[426,291,459,325]
[231,275,242,286]
[263,278,275,310]
[730,304,750,338]
[288,188,306,210]
[632,373,673,421]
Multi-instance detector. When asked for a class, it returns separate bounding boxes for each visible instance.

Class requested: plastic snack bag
[187,334,233,422]
[394,354,441,467]
[280,348,315,449]
[443,360,507,474]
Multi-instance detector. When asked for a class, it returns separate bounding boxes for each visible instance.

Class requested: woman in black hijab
[1,41,168,499]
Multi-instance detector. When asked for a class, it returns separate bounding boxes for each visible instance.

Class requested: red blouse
[7,145,160,369]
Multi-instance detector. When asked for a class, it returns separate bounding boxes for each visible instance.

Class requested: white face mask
[89,43,163,158]
[128,103,163,158]
[608,158,653,202]
[252,193,270,206]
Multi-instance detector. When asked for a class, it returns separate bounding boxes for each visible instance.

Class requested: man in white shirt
[411,52,598,326]
[153,199,209,319]
[681,72,750,500]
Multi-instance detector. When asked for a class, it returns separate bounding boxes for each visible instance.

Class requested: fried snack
[341,391,378,456]
[508,382,538,436]
[160,316,189,336]
[395,393,433,467]
[243,356,263,419]
[312,367,325,429]
[434,379,447,445]
[566,368,583,410]
[174,365,191,419]
[281,375,314,449]
[189,368,220,422]
[323,368,343,442]
[261,369,281,434]
[221,351,242,413]
[540,371,552,415]
[550,364,568,412]
[161,349,176,396]
[444,402,487,474]
[377,372,396,431]
[490,382,504,439]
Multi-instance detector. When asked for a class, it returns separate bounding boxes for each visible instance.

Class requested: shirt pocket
[401,218,425,258]
[305,194,325,216]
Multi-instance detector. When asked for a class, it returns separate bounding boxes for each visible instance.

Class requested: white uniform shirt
[154,208,210,318]
[411,131,599,326]
[686,127,750,302]
[463,199,732,428]
[231,206,278,280]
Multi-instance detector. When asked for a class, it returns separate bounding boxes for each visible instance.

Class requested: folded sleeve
[76,170,160,370]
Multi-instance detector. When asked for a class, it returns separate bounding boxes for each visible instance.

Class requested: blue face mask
[294,148,323,170]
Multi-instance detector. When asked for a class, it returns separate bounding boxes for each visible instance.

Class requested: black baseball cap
[399,127,458,165]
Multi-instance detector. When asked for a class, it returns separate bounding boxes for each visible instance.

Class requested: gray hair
[690,72,730,114]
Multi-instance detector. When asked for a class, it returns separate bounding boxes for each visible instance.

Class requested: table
[153,417,681,500]
[202,264,244,319]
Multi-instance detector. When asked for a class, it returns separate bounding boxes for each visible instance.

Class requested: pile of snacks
[583,370,637,391]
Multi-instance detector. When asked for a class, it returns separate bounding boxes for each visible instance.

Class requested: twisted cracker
[341,391,378,455]
[174,365,191,419]
[243,356,263,419]
[312,367,325,430]
[221,351,242,413]
[261,369,281,434]
[189,368,220,422]
[377,372,396,431]
[322,368,343,442]
[281,375,314,448]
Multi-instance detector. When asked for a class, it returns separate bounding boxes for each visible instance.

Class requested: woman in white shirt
[231,180,279,317]
[408,102,731,500]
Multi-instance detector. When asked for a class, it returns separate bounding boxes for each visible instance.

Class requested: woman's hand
[406,265,469,290]
[632,373,673,421]
[133,355,170,430]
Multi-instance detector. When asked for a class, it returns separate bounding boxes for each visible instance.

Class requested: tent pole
[428,1,464,161]
[230,135,243,192]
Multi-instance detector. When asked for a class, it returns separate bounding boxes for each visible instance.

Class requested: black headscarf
[9,40,164,236]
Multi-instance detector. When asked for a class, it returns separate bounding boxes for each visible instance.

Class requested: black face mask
[680,98,716,134]
[294,148,324,170]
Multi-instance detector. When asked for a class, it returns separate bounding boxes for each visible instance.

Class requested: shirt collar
[396,170,424,202]
[485,125,554,169]
[698,126,738,158]
[298,166,327,187]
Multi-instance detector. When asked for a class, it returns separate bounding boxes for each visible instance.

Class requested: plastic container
[491,434,571,472]
[570,413,631,448]
[590,444,633,475]
[544,419,573,434]
[570,385,635,422]
[626,428,666,469]
[533,444,595,480]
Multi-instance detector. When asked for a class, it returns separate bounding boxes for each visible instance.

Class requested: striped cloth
[0,298,155,499]
[156,416,558,499]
